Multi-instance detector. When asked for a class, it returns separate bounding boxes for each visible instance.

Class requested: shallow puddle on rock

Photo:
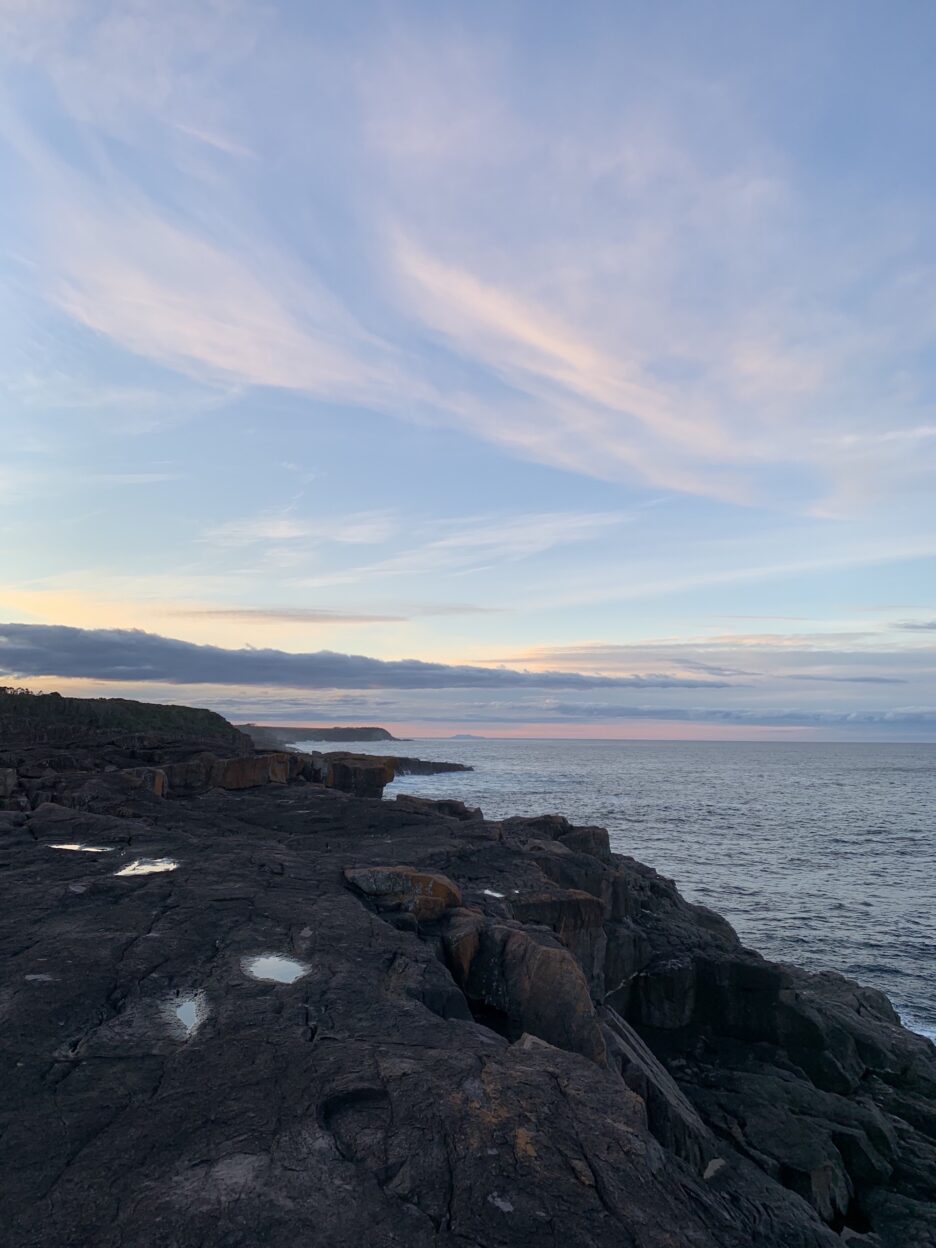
[482,888,505,898]
[114,858,179,876]
[48,843,114,853]
[176,1000,198,1031]
[171,995,206,1035]
[242,954,306,984]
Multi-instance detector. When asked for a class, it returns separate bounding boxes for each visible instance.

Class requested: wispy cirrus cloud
[5,3,936,513]
[167,603,499,624]
[201,510,399,548]
[291,510,631,588]
[168,608,407,625]
[390,235,752,500]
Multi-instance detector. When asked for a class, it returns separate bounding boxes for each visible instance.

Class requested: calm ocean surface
[293,737,936,1041]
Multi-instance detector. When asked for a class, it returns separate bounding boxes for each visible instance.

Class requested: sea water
[293,737,936,1040]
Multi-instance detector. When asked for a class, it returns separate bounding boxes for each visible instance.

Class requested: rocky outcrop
[162,750,303,794]
[440,908,608,1065]
[0,739,455,808]
[0,691,455,809]
[393,793,482,821]
[1,754,934,1246]
[325,754,395,797]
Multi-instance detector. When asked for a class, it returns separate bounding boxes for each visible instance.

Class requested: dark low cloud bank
[0,624,734,692]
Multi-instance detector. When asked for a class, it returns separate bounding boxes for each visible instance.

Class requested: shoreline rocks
[0,742,468,810]
[1,724,934,1245]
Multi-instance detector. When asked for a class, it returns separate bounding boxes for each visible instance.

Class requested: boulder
[344,865,462,921]
[510,889,607,994]
[163,754,214,794]
[326,756,395,798]
[443,915,607,1066]
[557,825,612,862]
[209,753,291,790]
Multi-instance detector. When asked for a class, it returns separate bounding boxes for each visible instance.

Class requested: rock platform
[1,757,935,1246]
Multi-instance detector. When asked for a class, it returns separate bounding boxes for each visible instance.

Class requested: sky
[2,1,936,740]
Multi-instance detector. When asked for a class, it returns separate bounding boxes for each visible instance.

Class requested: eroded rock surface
[2,771,935,1247]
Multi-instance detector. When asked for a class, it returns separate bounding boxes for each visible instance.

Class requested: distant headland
[239,724,401,748]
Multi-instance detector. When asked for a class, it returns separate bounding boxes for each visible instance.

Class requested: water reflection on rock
[49,843,114,853]
[242,954,306,984]
[171,995,206,1035]
[114,858,179,876]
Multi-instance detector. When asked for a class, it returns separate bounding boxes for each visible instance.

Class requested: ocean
[292,737,936,1042]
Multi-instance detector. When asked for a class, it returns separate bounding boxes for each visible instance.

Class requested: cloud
[897,620,936,631]
[471,633,936,710]
[549,701,936,729]
[483,642,760,677]
[391,235,754,499]
[7,6,936,515]
[85,472,180,485]
[201,510,399,548]
[293,510,631,589]
[167,608,408,625]
[528,536,936,611]
[786,674,907,685]
[168,603,499,624]
[819,426,936,449]
[46,199,395,401]
[0,623,738,691]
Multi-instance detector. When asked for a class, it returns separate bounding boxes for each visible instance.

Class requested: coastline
[292,734,936,1045]
[3,709,935,1244]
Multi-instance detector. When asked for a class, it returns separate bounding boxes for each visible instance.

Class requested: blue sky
[3,1,936,738]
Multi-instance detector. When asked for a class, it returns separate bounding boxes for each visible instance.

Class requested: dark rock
[1,721,934,1247]
[393,794,483,821]
[510,888,607,994]
[557,824,613,862]
[601,1004,715,1170]
[344,865,462,921]
[325,755,395,797]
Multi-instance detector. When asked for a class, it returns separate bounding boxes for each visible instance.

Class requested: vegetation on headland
[0,686,244,747]
[240,723,399,748]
